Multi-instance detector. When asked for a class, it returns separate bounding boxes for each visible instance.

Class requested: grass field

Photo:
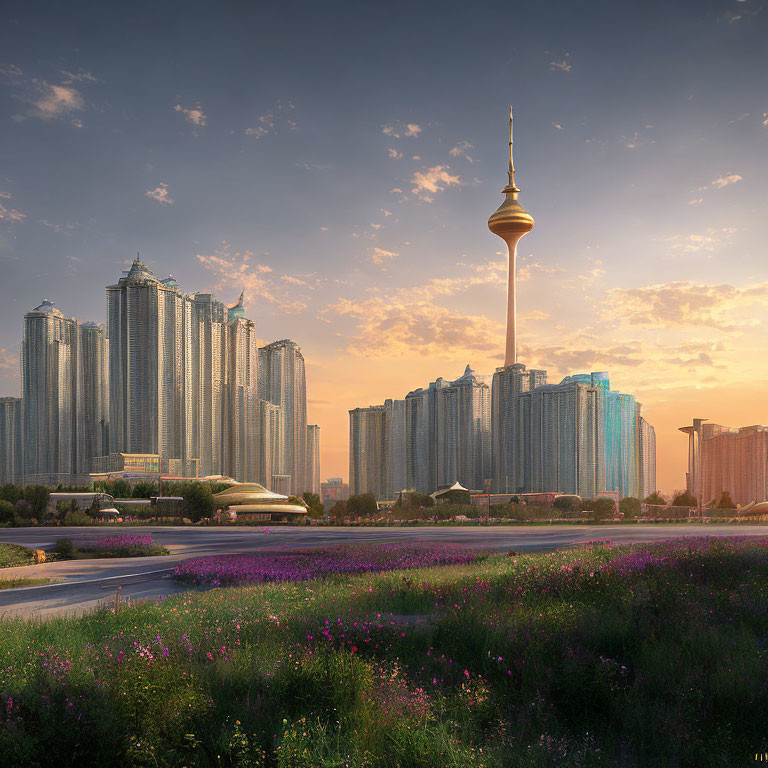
[0,537,767,767]
[0,577,53,590]
[0,542,35,568]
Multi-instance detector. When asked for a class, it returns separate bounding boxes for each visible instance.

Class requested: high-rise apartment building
[22,300,79,484]
[0,397,23,485]
[225,300,258,482]
[349,405,387,498]
[638,415,656,499]
[106,258,193,461]
[384,399,406,496]
[680,419,768,507]
[258,340,307,495]
[256,398,284,488]
[306,424,321,495]
[77,321,109,474]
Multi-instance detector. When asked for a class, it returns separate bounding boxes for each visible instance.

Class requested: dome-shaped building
[212,482,307,521]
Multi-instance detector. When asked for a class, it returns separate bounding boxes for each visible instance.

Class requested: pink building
[680,420,768,507]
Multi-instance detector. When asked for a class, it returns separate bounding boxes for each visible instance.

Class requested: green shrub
[54,538,76,558]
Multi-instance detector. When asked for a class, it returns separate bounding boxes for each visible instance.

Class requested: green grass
[0,542,35,568]
[0,577,53,590]
[1,537,767,767]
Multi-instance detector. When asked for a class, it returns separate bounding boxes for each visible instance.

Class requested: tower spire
[488,108,535,368]
[508,106,515,189]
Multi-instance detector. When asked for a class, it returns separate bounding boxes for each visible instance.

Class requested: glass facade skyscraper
[22,300,78,484]
[258,339,308,495]
[77,321,109,475]
[0,397,23,485]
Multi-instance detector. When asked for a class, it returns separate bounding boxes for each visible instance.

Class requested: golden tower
[488,107,534,367]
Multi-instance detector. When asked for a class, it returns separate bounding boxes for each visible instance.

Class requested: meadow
[0,537,767,767]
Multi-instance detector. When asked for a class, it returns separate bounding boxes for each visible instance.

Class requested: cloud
[387,148,403,159]
[145,183,174,205]
[197,243,315,314]
[0,193,26,223]
[382,121,421,139]
[173,102,207,127]
[688,198,703,206]
[605,280,768,330]
[245,102,296,139]
[448,141,474,162]
[549,53,572,72]
[517,262,563,282]
[60,70,97,84]
[710,173,742,189]
[518,342,645,371]
[370,247,398,265]
[552,122,564,131]
[1,64,90,121]
[327,295,502,357]
[410,165,461,202]
[763,112,768,127]
[664,227,737,254]
[0,348,19,378]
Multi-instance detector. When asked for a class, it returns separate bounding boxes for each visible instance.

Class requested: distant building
[349,404,387,498]
[256,399,284,489]
[0,397,23,485]
[258,340,307,495]
[680,420,768,507]
[22,299,79,484]
[90,452,199,481]
[321,477,349,507]
[638,416,656,499]
[306,424,321,495]
[77,321,109,474]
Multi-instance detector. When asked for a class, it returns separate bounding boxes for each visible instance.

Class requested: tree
[717,491,736,510]
[182,482,215,523]
[592,498,616,520]
[302,492,324,519]
[132,481,159,499]
[347,493,377,517]
[109,479,132,499]
[398,491,433,510]
[672,491,698,508]
[23,485,50,521]
[0,500,15,525]
[644,491,666,506]
[554,495,581,514]
[619,497,641,520]
[0,484,23,506]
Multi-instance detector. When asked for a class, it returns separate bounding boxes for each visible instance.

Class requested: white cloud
[31,82,84,119]
[448,140,474,162]
[665,227,737,254]
[387,148,403,159]
[763,112,768,127]
[552,122,564,131]
[370,247,398,264]
[245,102,296,139]
[549,53,572,72]
[382,121,421,139]
[0,192,26,223]
[404,123,422,137]
[145,183,174,205]
[60,70,97,84]
[710,173,742,189]
[173,102,207,127]
[410,165,461,202]
[688,198,703,206]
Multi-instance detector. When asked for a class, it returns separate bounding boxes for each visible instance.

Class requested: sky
[0,0,767,495]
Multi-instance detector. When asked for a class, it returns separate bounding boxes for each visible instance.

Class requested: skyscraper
[384,398,406,497]
[258,339,307,495]
[488,108,535,368]
[349,405,387,498]
[76,321,109,474]
[0,397,23,485]
[192,293,227,477]
[638,415,656,499]
[307,424,321,495]
[22,299,78,484]
[256,398,284,488]
[491,363,546,493]
[225,299,258,482]
[434,366,491,491]
[106,257,193,461]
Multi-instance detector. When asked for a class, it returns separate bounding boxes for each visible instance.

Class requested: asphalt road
[1,524,766,619]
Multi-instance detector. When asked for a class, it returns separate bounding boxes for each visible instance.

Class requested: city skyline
[1,0,768,493]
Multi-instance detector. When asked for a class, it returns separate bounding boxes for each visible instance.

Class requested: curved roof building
[212,482,307,517]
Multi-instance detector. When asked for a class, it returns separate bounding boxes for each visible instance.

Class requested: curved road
[1,524,766,618]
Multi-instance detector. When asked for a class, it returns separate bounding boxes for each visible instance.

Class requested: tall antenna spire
[508,106,515,187]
